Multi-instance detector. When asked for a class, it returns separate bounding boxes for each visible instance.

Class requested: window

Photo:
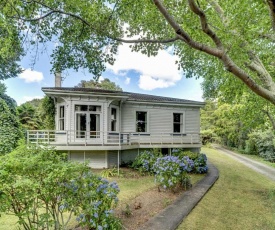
[173,113,183,133]
[136,111,147,132]
[59,106,65,130]
[111,108,117,131]
[75,105,101,112]
[74,104,102,139]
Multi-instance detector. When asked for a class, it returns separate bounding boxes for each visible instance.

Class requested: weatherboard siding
[70,151,107,168]
[108,150,119,167]
[121,103,201,134]
[185,109,200,133]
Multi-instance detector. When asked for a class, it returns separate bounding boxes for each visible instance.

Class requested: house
[27,76,205,168]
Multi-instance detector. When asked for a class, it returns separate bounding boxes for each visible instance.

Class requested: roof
[42,87,205,106]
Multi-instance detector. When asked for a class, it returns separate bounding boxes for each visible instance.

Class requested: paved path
[213,145,275,182]
[139,162,219,230]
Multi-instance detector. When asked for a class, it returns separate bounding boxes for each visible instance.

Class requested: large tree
[3,0,275,105]
[0,9,23,79]
[75,78,122,91]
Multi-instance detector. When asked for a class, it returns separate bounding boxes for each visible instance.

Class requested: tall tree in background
[0,99,22,155]
[0,82,17,114]
[17,102,42,130]
[2,0,275,106]
[75,78,122,91]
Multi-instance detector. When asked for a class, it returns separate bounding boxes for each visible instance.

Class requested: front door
[76,113,101,140]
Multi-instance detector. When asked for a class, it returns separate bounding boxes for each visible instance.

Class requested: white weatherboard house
[28,77,205,168]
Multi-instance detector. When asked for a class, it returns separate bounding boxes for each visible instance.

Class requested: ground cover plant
[179,147,275,230]
[0,145,121,230]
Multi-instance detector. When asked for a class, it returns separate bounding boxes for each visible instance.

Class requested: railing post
[85,131,87,146]
[172,133,174,145]
[27,130,29,144]
[119,132,121,146]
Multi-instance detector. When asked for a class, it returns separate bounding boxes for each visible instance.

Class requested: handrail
[27,130,201,146]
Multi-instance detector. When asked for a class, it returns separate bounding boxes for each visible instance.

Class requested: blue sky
[4,43,203,105]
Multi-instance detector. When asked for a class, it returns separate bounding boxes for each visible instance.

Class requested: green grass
[178,147,275,230]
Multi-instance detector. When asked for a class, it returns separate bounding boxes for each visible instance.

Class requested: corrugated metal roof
[42,87,204,105]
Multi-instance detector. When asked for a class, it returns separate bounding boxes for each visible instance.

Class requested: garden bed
[108,168,204,230]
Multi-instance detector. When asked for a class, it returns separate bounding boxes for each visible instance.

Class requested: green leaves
[0,145,121,229]
[0,99,22,155]
[75,77,123,91]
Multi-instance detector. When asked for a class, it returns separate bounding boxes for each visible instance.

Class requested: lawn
[178,147,275,230]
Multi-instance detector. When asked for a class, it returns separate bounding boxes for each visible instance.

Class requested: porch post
[117,150,120,175]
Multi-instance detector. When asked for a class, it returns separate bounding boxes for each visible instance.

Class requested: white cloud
[98,76,104,82]
[19,69,44,83]
[139,75,175,90]
[107,44,182,91]
[18,96,44,105]
[125,77,130,85]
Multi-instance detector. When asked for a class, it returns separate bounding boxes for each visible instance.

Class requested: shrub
[245,129,275,162]
[0,145,121,230]
[193,153,208,174]
[153,155,194,190]
[132,149,161,174]
[101,167,119,178]
[201,129,217,145]
[173,150,199,161]
[244,132,258,155]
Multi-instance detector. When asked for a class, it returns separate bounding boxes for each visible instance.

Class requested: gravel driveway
[213,145,275,182]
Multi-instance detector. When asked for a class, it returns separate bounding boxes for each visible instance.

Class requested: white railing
[27,130,201,146]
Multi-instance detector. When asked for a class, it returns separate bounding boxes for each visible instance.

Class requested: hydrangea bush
[194,153,208,173]
[132,149,161,174]
[132,149,208,191]
[153,155,194,190]
[172,149,208,174]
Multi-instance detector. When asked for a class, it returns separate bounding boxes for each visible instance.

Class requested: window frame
[73,102,103,139]
[136,111,148,133]
[58,105,65,130]
[172,112,185,133]
[110,107,118,132]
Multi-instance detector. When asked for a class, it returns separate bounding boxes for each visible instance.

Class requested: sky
[4,43,204,105]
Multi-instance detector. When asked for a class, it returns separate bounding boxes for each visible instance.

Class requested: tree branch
[221,54,275,104]
[14,1,179,45]
[207,0,228,25]
[188,0,223,48]
[152,0,222,57]
[266,0,275,32]
[110,36,179,44]
[262,109,275,131]
[245,52,275,91]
